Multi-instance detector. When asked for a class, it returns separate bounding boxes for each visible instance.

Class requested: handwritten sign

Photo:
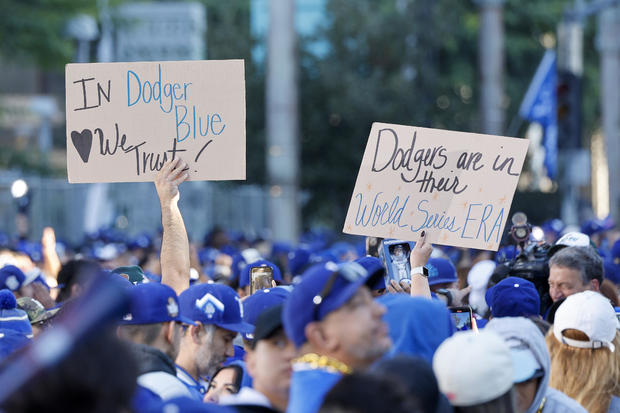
[65,60,245,183]
[343,123,529,251]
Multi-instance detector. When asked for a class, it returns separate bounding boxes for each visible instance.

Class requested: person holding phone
[238,260,282,298]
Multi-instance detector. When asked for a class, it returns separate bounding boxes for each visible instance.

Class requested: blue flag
[519,50,557,179]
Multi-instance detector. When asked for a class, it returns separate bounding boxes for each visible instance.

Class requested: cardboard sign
[65,60,245,183]
[343,123,529,251]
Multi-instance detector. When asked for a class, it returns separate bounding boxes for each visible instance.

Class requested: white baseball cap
[548,232,592,257]
[432,330,514,406]
[553,291,620,352]
[555,232,591,247]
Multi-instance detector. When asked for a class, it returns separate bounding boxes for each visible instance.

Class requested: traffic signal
[556,70,582,150]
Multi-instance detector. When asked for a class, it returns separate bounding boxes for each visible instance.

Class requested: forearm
[160,202,190,294]
[410,273,432,298]
[42,246,61,281]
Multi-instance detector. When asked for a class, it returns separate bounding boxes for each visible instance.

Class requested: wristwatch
[436,288,453,306]
[411,266,429,277]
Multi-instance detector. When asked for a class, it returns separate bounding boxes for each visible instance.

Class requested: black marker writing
[73,77,111,111]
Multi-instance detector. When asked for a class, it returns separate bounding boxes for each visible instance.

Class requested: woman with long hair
[546,291,620,413]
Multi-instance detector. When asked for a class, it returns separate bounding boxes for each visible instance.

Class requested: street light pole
[266,0,301,243]
[596,5,620,223]
[476,0,506,135]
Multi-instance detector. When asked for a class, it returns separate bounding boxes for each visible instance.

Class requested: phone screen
[388,243,412,281]
[450,307,473,331]
[250,266,274,295]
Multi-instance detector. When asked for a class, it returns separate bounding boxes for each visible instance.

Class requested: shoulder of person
[138,371,192,401]
[607,395,620,413]
[544,388,588,413]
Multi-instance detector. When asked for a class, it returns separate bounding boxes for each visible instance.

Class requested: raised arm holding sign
[343,123,529,251]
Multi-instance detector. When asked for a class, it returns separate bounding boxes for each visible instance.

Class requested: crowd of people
[0,158,618,413]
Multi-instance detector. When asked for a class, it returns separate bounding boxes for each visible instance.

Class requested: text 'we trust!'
[343,123,529,251]
[65,60,246,183]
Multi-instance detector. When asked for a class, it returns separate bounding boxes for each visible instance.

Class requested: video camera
[491,212,553,313]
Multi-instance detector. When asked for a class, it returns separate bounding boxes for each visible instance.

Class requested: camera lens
[511,212,527,226]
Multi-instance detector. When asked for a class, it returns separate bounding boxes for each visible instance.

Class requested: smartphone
[382,239,415,286]
[450,306,473,331]
[250,266,274,295]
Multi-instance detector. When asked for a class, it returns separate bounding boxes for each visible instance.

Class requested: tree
[0,0,95,68]
[298,0,601,229]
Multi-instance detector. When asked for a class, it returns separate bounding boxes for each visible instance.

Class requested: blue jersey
[286,365,342,413]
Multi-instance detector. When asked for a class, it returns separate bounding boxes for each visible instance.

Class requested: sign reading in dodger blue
[343,123,529,251]
[66,60,245,183]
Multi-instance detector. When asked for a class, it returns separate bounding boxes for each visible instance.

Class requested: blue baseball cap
[283,261,379,348]
[239,260,282,288]
[604,259,620,285]
[426,257,457,286]
[355,256,386,290]
[179,283,254,334]
[612,238,620,261]
[581,219,604,236]
[242,287,290,340]
[288,247,312,276]
[121,283,195,326]
[495,245,518,264]
[485,277,540,318]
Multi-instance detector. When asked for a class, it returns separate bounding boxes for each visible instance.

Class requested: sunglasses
[311,262,367,321]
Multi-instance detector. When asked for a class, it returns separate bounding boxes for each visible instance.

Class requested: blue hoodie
[378,294,455,364]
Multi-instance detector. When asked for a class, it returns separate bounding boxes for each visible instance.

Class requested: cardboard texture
[65,60,246,183]
[343,123,529,251]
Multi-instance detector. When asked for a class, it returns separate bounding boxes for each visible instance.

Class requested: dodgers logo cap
[120,283,195,326]
[179,283,254,334]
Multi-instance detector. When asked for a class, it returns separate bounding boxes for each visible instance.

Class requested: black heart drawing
[71,129,93,163]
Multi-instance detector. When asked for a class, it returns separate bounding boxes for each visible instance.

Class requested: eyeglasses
[312,262,367,321]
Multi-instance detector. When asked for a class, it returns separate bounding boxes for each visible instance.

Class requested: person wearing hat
[175,283,254,401]
[0,289,33,361]
[117,283,196,401]
[432,330,516,412]
[426,257,458,292]
[485,276,541,319]
[486,317,587,413]
[379,294,455,364]
[546,291,620,413]
[220,304,296,412]
[0,264,55,309]
[547,246,603,303]
[282,260,391,413]
[16,296,60,337]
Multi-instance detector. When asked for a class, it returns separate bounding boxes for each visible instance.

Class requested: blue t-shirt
[287,366,342,413]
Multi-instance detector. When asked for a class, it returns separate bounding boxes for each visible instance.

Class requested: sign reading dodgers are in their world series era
[65,60,245,183]
[343,123,529,251]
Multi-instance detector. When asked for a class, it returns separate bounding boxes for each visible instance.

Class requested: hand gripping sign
[66,60,246,183]
[343,123,529,251]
